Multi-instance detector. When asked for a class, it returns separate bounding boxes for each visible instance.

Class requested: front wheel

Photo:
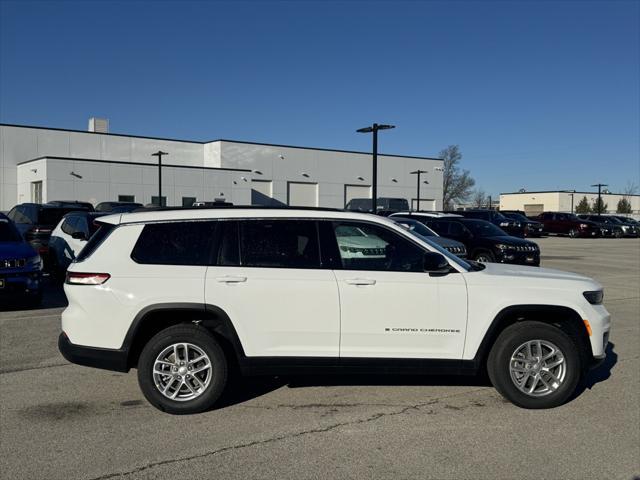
[474,251,495,263]
[487,321,582,409]
[137,325,228,414]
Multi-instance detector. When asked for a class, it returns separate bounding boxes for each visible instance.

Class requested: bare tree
[624,181,638,196]
[472,188,487,208]
[441,145,475,210]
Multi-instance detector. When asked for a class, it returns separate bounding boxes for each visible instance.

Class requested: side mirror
[423,252,451,276]
[71,231,87,241]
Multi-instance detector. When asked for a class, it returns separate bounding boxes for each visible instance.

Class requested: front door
[328,220,468,359]
[204,220,340,358]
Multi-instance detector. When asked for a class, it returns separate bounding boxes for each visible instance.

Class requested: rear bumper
[58,332,129,372]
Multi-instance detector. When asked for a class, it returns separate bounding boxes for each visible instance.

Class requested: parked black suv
[420,217,540,266]
[577,215,623,238]
[452,210,524,237]
[500,211,545,237]
[6,202,92,268]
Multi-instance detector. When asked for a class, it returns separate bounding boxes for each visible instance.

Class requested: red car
[536,212,600,238]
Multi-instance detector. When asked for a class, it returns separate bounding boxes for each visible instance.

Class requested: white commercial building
[0,122,444,212]
[500,190,640,217]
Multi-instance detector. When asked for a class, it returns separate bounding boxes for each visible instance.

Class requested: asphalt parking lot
[1,237,638,480]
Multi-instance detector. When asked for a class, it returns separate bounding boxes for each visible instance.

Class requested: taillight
[65,272,111,285]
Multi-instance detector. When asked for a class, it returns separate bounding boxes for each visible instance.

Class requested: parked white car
[59,208,610,414]
[49,212,107,277]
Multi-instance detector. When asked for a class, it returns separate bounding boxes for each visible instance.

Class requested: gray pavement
[1,237,638,480]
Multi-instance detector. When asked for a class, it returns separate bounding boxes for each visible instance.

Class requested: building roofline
[17,156,252,173]
[501,190,640,197]
[1,122,443,161]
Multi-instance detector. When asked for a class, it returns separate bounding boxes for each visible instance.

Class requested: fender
[470,304,591,368]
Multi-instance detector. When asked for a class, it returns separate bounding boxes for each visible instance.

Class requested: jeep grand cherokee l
[59,208,610,414]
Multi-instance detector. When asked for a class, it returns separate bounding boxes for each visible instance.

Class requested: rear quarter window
[131,221,217,266]
[75,223,115,262]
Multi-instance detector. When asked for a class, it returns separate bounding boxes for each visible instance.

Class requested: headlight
[496,244,510,250]
[579,223,589,228]
[515,222,522,227]
[26,255,42,270]
[499,221,509,227]
[583,290,604,305]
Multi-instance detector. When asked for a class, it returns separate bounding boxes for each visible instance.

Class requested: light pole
[410,170,428,212]
[357,123,395,213]
[591,183,608,216]
[152,151,168,206]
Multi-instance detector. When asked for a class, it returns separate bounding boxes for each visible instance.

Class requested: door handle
[345,278,376,286]
[216,275,247,283]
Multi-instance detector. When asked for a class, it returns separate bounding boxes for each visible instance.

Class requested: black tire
[137,324,228,415]
[487,321,582,409]
[614,230,622,239]
[568,229,578,238]
[473,250,495,263]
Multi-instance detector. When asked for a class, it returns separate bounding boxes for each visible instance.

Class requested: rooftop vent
[88,117,109,133]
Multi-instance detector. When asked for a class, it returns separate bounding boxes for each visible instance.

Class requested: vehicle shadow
[577,341,618,394]
[215,372,491,410]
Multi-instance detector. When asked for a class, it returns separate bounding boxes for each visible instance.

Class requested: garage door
[344,184,371,207]
[411,199,436,211]
[524,204,544,216]
[251,180,273,205]
[288,182,318,207]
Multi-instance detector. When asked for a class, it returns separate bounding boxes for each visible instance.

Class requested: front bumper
[0,270,42,297]
[496,250,540,266]
[58,332,129,372]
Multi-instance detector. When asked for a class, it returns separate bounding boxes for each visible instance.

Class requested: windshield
[504,212,529,222]
[465,219,508,237]
[0,218,23,242]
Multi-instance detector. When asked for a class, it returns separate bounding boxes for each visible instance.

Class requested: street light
[151,151,168,207]
[410,170,428,212]
[356,123,395,212]
[591,183,608,216]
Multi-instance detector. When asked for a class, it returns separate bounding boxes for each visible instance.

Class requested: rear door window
[239,220,320,268]
[131,221,217,265]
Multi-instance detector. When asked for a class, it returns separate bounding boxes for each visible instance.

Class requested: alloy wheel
[152,343,212,402]
[509,340,567,397]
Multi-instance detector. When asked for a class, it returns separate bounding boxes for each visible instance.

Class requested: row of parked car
[1,197,638,306]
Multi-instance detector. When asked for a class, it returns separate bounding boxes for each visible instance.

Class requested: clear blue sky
[1,0,638,197]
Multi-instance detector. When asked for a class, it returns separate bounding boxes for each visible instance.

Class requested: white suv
[59,208,610,414]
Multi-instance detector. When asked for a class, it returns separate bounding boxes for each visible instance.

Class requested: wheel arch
[472,304,593,369]
[123,303,246,369]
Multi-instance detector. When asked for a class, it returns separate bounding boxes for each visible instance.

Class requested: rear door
[204,219,340,357]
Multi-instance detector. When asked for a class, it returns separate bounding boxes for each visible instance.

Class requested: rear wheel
[568,229,578,238]
[614,230,622,239]
[137,324,228,414]
[487,321,582,409]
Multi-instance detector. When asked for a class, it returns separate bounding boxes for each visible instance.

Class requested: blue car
[0,213,43,306]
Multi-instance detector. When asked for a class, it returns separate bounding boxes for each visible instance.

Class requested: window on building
[31,181,42,204]
[239,220,320,269]
[131,221,217,265]
[151,196,167,207]
[118,195,135,202]
[333,221,424,272]
[182,197,197,207]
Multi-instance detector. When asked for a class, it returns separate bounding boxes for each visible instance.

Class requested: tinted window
[217,221,240,266]
[239,220,320,268]
[447,221,466,236]
[131,221,217,265]
[38,208,79,226]
[0,218,23,242]
[61,217,77,235]
[463,220,506,237]
[334,221,424,272]
[8,206,34,224]
[75,223,115,262]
